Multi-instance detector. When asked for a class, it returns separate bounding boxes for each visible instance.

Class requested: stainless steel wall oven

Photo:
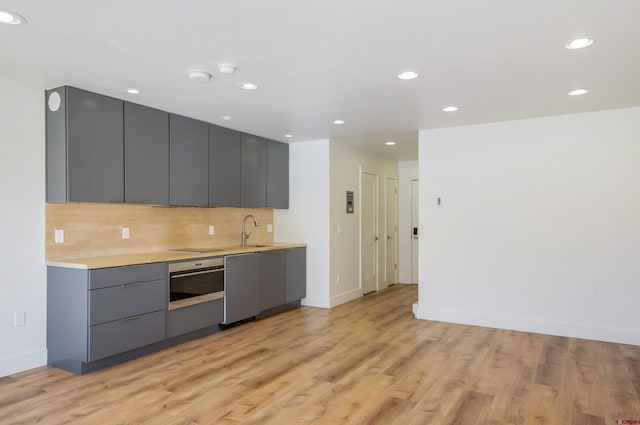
[168,258,224,310]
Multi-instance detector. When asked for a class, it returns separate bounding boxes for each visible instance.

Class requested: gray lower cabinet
[166,300,224,338]
[169,114,209,206]
[47,263,166,373]
[224,253,261,323]
[260,250,285,311]
[124,102,169,204]
[46,86,124,203]
[241,134,267,208]
[266,140,289,209]
[285,247,307,303]
[209,125,241,207]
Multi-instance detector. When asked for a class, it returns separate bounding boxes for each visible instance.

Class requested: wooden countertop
[46,243,307,269]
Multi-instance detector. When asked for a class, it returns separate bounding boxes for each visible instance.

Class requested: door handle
[387,236,392,240]
[374,236,379,241]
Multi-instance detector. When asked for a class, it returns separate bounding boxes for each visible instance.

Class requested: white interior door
[385,177,397,287]
[361,171,378,294]
[411,179,419,284]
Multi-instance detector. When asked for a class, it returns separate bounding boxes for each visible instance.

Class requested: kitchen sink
[167,248,226,254]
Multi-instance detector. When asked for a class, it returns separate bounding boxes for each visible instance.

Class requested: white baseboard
[301,295,330,308]
[0,348,47,377]
[415,306,640,346]
[330,288,363,308]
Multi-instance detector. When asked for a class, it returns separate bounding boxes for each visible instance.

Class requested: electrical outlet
[54,229,64,243]
[14,311,25,327]
[122,227,130,240]
[436,196,442,207]
[209,225,215,236]
[266,224,273,233]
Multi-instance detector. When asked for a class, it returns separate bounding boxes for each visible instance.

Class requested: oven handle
[170,268,224,279]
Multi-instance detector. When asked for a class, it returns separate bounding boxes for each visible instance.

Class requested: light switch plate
[122,227,130,240]
[267,224,273,233]
[54,229,64,243]
[209,225,215,235]
[14,311,25,327]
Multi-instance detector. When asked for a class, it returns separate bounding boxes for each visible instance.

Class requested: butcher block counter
[46,242,307,269]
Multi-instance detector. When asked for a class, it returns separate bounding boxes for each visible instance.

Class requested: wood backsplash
[46,203,274,260]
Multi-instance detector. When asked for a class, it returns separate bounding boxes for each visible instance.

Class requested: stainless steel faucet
[241,214,260,247]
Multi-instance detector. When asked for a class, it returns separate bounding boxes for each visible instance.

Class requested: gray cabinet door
[224,253,261,324]
[285,247,307,303]
[124,102,169,204]
[241,134,267,208]
[267,140,289,209]
[169,114,209,206]
[209,125,241,207]
[66,87,124,203]
[260,250,285,311]
[166,299,224,338]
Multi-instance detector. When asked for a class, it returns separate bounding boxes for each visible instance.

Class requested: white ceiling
[1,0,639,161]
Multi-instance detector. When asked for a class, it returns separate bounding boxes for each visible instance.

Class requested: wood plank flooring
[2,284,639,424]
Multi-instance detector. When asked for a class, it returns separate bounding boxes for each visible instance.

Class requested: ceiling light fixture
[217,64,237,75]
[220,115,231,120]
[568,88,589,96]
[397,71,418,80]
[284,134,293,139]
[565,38,594,50]
[442,106,459,112]
[239,82,258,90]
[189,70,211,82]
[126,88,140,94]
[333,120,345,125]
[0,10,26,25]
[385,141,397,146]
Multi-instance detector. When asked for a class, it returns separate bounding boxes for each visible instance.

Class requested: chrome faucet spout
[241,214,260,247]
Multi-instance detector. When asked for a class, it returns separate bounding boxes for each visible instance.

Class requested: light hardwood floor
[1,284,639,424]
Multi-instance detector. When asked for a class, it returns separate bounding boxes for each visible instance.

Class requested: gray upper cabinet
[124,103,169,205]
[241,134,267,208]
[266,140,289,209]
[209,125,241,207]
[169,114,209,206]
[46,86,124,203]
[285,247,307,303]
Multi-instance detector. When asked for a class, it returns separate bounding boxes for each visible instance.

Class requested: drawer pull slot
[121,314,143,322]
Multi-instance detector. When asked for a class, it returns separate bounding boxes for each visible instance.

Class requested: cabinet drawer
[89,263,165,290]
[88,310,165,362]
[166,299,223,338]
[89,279,165,326]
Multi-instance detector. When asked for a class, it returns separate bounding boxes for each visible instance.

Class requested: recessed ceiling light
[568,88,589,96]
[565,38,594,50]
[442,106,459,112]
[284,134,293,139]
[217,64,237,75]
[397,71,418,80]
[0,10,26,25]
[239,82,258,90]
[333,120,345,125]
[220,115,231,120]
[126,88,139,94]
[189,70,211,82]
[385,141,397,146]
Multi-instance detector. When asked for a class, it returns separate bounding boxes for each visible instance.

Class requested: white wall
[416,107,640,345]
[329,141,398,306]
[274,139,331,308]
[398,161,418,284]
[0,76,47,376]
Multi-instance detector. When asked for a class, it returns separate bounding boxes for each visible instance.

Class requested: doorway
[361,171,378,294]
[411,179,419,284]
[385,177,397,287]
